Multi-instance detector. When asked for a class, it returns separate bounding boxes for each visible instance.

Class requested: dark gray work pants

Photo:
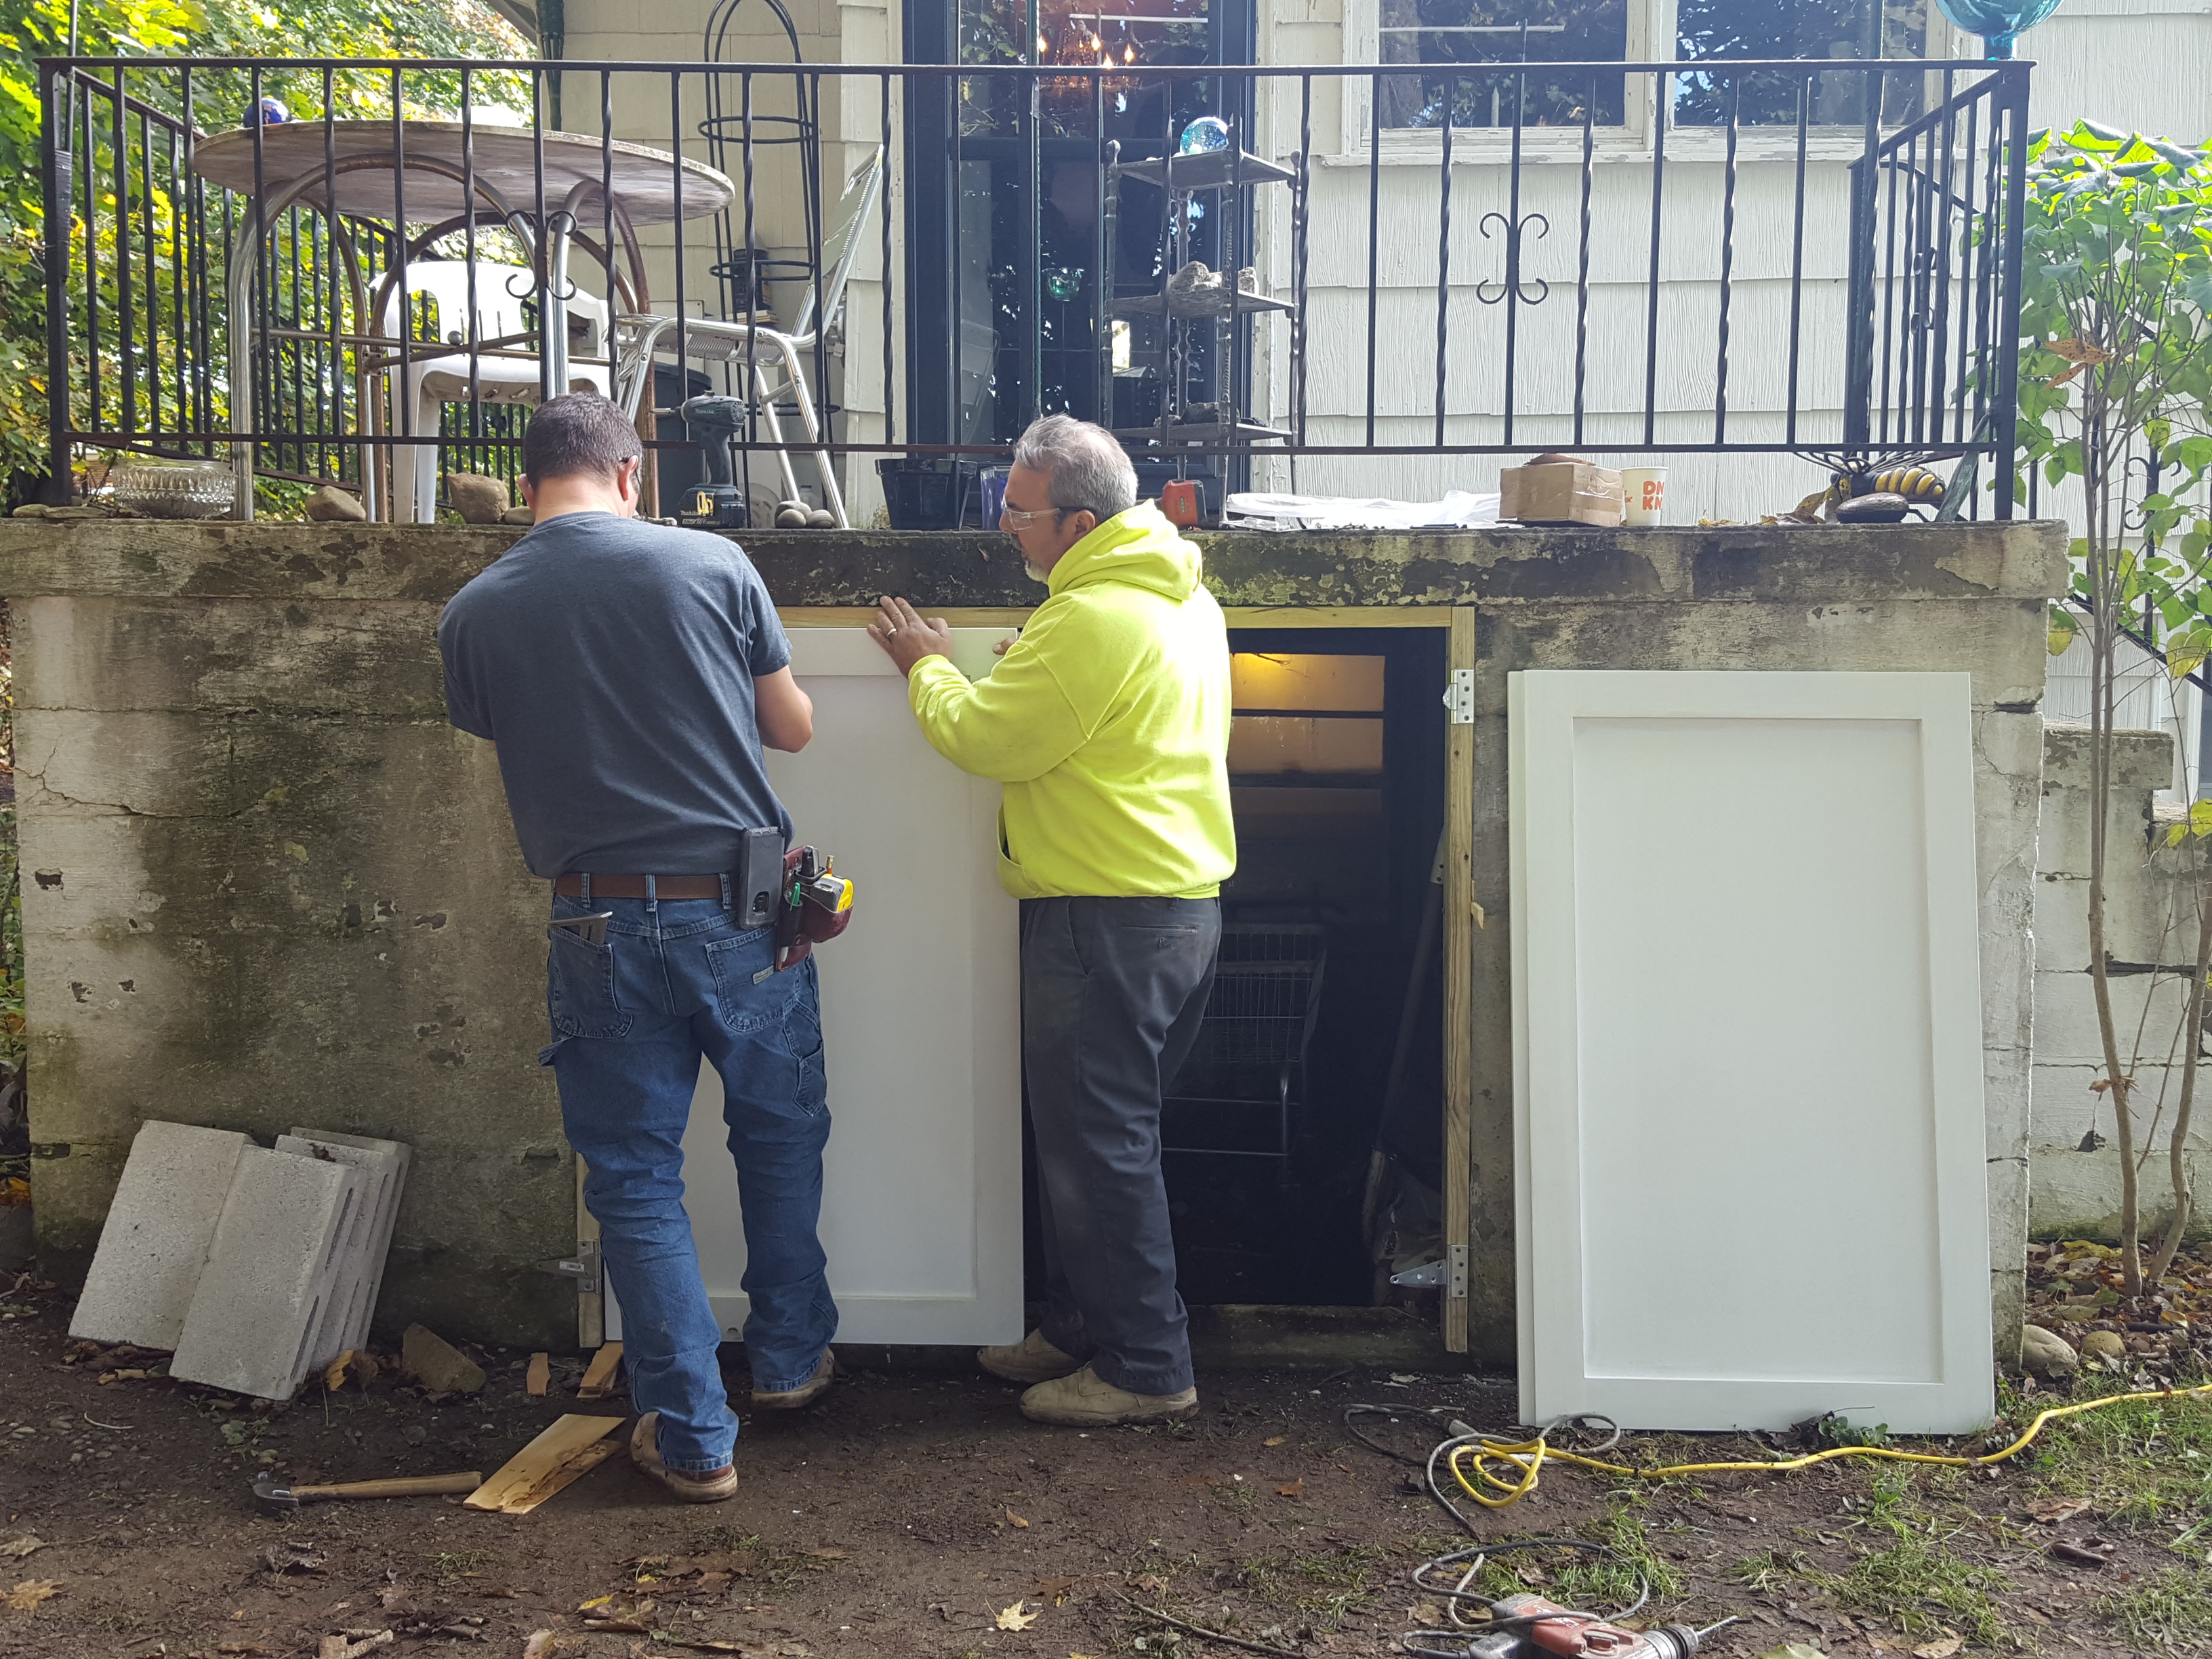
[1021,895,1221,1397]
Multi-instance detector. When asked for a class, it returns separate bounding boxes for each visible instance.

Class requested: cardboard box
[1500,460,1624,527]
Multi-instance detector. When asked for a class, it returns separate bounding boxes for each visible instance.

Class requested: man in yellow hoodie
[868,414,1234,1427]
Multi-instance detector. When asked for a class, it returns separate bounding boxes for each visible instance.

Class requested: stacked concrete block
[69,1121,251,1350]
[277,1128,412,1369]
[169,1147,367,1399]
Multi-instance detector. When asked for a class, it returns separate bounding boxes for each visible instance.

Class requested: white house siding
[548,1,2212,529]
[556,0,899,523]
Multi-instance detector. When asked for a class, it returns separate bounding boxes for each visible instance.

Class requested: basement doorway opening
[1021,620,1459,1316]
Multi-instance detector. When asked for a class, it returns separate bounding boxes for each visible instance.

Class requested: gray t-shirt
[436,510,793,878]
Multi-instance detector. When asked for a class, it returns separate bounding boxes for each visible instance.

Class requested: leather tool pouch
[773,845,855,970]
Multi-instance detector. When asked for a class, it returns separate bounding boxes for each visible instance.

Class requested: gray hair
[1012,414,1139,521]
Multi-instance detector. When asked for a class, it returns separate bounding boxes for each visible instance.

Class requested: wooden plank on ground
[577,1340,623,1399]
[463,1414,625,1515]
[525,1353,549,1397]
[1442,605,1477,1355]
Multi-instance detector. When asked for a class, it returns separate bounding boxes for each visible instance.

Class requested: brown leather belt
[552,874,724,900]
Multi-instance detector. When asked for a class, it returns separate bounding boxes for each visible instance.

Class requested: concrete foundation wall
[0,517,2064,1355]
[2029,721,2212,1245]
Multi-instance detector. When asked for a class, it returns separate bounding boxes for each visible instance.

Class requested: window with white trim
[1372,0,1938,131]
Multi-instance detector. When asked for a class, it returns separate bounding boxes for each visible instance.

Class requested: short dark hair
[523,393,642,485]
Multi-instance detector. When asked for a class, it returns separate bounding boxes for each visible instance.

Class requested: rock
[2081,1328,2126,1361]
[445,472,510,525]
[775,507,809,528]
[500,504,535,525]
[401,1324,485,1395]
[1835,491,1912,524]
[806,509,835,529]
[304,485,366,523]
[2021,1323,2079,1378]
[2049,1303,2094,1324]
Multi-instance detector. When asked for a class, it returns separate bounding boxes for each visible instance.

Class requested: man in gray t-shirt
[437,394,835,1505]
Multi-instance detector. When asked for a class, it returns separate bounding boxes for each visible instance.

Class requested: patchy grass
[2090,1565,2212,1651]
[1288,1542,1386,1625]
[2023,1378,2212,1530]
[1809,1468,2011,1647]
[430,1549,499,1574]
[1454,1495,1684,1617]
[1730,1548,1809,1593]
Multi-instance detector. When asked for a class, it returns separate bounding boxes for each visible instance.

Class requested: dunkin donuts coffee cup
[1620,466,1668,525]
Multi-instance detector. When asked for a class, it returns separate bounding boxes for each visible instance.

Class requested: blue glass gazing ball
[245,96,293,129]
[1179,117,1230,155]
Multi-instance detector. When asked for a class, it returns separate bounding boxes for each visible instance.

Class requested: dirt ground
[5,1269,2212,1659]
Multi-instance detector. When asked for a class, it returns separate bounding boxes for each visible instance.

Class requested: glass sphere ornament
[1179,116,1230,155]
[244,95,293,129]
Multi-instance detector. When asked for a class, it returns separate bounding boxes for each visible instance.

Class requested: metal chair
[613,146,882,528]
[377,260,610,523]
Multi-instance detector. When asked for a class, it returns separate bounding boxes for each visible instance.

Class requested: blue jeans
[540,890,837,1472]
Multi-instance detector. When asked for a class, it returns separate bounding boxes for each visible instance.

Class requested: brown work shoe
[1018,1365,1198,1427]
[629,1411,739,1504]
[751,1348,836,1411]
[979,1328,1082,1385]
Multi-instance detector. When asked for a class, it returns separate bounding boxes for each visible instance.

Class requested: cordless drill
[678,393,750,528]
[1461,1596,1708,1659]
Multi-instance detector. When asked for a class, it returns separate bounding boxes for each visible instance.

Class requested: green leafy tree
[2019,119,2212,1294]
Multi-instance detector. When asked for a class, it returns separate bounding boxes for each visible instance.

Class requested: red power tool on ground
[1456,1596,1711,1659]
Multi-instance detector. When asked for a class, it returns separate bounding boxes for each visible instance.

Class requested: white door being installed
[607,626,1025,1349]
[1510,670,1993,1434]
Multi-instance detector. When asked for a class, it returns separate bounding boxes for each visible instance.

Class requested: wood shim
[577,1340,623,1399]
[525,1352,550,1397]
[464,1415,625,1515]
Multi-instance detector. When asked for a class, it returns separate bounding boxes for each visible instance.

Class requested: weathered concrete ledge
[0,518,2068,607]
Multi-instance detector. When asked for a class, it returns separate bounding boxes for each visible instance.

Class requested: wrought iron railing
[34,53,2030,522]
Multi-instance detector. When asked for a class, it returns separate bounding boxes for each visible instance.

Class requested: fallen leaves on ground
[1912,1637,1963,1659]
[1263,1436,1286,1447]
[4,1580,62,1613]
[1275,1479,1303,1499]
[997,1600,1040,1631]
[1006,1509,1030,1528]
[0,1538,42,1559]
[1031,1575,1077,1606]
[1126,1574,1167,1595]
[520,1635,558,1659]
[2026,1496,2090,1524]
[580,1595,656,1633]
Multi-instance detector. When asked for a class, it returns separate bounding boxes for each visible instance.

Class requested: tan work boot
[978,1328,1082,1385]
[752,1349,836,1411]
[1019,1364,1198,1427]
[629,1411,739,1503]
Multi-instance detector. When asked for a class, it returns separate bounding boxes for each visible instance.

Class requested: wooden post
[1442,606,1477,1353]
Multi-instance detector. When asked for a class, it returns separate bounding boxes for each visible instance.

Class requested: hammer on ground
[251,1471,482,1510]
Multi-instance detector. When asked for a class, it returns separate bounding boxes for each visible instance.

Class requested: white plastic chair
[377,260,610,523]
[613,147,883,529]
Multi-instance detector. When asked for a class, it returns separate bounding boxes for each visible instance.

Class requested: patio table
[191,120,735,518]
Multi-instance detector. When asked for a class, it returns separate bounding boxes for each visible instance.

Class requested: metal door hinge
[533,1239,600,1295]
[1390,1242,1469,1300]
[1442,669,1474,725]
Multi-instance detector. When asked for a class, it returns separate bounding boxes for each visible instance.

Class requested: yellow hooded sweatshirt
[905,501,1236,900]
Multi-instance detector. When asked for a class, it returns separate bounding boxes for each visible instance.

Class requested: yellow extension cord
[1447,1380,2212,1511]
